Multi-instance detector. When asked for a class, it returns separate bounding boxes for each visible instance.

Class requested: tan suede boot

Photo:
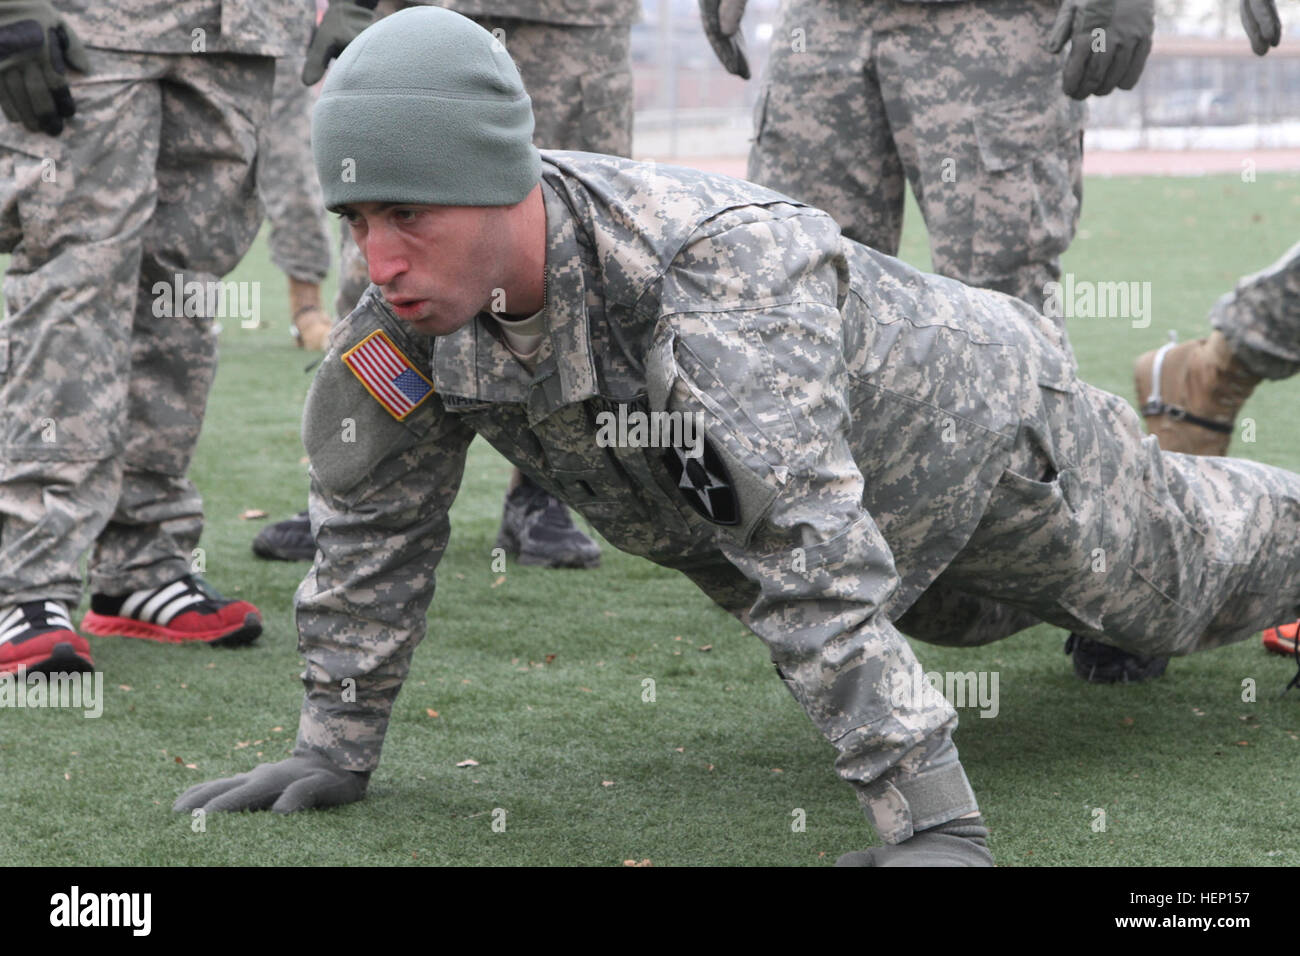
[1134,331,1262,456]
[289,277,332,351]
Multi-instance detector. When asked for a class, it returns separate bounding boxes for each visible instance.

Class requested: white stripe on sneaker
[154,592,205,625]
[0,619,26,646]
[0,606,21,635]
[139,580,190,624]
[120,588,153,619]
[43,601,71,629]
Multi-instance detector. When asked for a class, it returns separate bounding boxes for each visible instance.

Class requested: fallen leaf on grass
[698,645,712,652]
[544,654,556,664]
[601,780,615,787]
[456,758,479,768]
[622,859,653,867]
[1120,717,1135,727]
[490,575,506,589]
[425,709,439,718]
[239,509,268,520]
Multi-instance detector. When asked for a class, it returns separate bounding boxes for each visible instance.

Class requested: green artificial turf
[2,172,1298,866]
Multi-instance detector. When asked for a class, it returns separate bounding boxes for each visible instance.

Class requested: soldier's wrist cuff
[855,761,979,845]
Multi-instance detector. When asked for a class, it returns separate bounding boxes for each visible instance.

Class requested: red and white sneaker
[0,601,95,674]
[1262,620,1299,656]
[81,575,261,646]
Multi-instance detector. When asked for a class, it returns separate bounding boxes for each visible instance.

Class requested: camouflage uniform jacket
[295,151,1079,840]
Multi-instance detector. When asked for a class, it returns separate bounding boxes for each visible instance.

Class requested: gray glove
[1047,0,1154,99]
[0,0,90,135]
[835,815,994,866]
[699,0,749,80]
[173,752,370,813]
[302,0,378,86]
[1240,0,1281,55]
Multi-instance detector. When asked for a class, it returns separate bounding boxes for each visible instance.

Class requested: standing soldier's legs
[875,0,1085,317]
[0,50,164,671]
[257,54,333,350]
[85,54,274,629]
[481,16,634,568]
[487,18,633,157]
[747,0,907,255]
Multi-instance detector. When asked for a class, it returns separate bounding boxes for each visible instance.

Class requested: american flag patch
[341,330,434,420]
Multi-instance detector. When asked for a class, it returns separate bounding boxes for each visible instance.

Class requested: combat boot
[1064,633,1168,684]
[1135,331,1262,456]
[496,477,601,569]
[290,277,332,351]
[252,511,315,562]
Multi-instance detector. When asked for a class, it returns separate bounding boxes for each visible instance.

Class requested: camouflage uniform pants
[0,48,274,604]
[334,13,634,317]
[897,379,1300,660]
[749,0,1085,314]
[257,54,331,285]
[1210,239,1300,381]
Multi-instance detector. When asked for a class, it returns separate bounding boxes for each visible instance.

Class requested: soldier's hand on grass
[0,0,90,135]
[835,816,994,867]
[1240,0,1281,55]
[302,0,378,86]
[699,0,750,80]
[173,753,370,813]
[1047,0,1154,100]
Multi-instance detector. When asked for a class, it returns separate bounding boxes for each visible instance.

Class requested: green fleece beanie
[311,6,541,209]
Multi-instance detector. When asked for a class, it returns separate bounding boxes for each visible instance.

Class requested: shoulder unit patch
[342,329,435,421]
[663,437,739,526]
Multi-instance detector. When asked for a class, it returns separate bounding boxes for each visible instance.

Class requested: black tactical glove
[1240,0,1281,55]
[0,0,90,135]
[302,0,378,86]
[835,815,994,866]
[698,0,749,80]
[1047,0,1154,99]
[173,752,370,813]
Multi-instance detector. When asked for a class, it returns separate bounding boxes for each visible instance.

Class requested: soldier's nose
[363,231,409,287]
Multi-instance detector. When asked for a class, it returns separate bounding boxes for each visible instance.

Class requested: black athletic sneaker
[1064,633,1169,684]
[252,511,316,562]
[495,479,601,569]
